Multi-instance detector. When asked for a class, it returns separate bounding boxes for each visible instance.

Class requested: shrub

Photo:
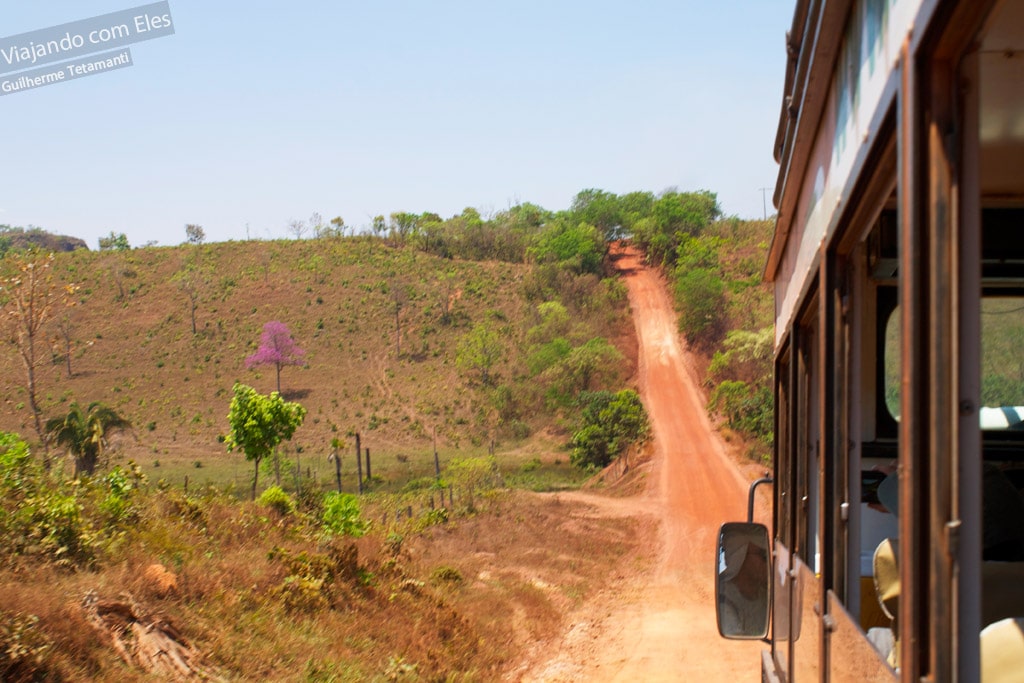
[520,457,542,473]
[258,485,295,516]
[99,466,137,526]
[430,565,463,585]
[444,456,503,491]
[709,380,773,445]
[321,492,368,538]
[570,389,649,469]
[0,612,52,681]
[413,507,449,532]
[675,267,726,349]
[0,432,93,566]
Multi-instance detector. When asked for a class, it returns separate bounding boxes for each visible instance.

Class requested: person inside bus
[868,463,1024,667]
[874,464,1024,560]
[718,532,770,637]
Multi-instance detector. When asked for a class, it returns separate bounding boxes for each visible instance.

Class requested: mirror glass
[716,521,771,639]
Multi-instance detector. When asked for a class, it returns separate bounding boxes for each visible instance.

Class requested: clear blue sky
[3,1,793,247]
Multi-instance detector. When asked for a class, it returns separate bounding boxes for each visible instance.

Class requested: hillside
[0,237,632,490]
[0,193,777,680]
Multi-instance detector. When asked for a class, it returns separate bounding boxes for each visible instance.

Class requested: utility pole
[759,187,773,221]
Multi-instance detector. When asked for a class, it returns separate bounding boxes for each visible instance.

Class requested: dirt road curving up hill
[515,244,770,681]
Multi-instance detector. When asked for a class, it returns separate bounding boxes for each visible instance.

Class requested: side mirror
[716,521,771,639]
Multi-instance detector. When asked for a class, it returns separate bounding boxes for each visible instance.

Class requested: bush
[444,456,503,491]
[570,390,649,469]
[430,565,463,585]
[258,485,295,516]
[708,380,773,445]
[0,611,52,681]
[675,267,726,349]
[99,466,137,526]
[0,432,93,566]
[321,492,368,538]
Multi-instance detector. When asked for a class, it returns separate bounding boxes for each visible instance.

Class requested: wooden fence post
[331,449,342,493]
[355,432,363,494]
[365,447,371,481]
[433,428,440,480]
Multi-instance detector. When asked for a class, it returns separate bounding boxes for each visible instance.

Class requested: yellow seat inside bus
[861,464,1024,634]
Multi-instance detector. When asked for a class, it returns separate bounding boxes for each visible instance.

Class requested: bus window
[883,296,1024,431]
[980,297,1024,430]
[883,309,899,422]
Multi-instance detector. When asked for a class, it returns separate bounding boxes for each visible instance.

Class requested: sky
[2,1,794,248]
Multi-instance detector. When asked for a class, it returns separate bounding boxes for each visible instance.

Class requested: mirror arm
[747,474,774,523]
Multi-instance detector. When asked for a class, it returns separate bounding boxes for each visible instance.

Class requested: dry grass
[0,236,643,680]
[1,239,536,477]
[0,484,644,681]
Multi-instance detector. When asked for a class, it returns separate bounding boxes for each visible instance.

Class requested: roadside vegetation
[0,187,769,679]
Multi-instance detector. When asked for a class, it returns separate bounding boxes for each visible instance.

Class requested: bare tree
[287,219,307,240]
[185,223,205,245]
[53,310,86,378]
[309,212,325,238]
[437,270,458,325]
[389,279,409,357]
[173,254,209,335]
[1,252,77,452]
[329,216,346,238]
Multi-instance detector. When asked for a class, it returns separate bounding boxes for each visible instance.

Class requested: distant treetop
[0,224,88,255]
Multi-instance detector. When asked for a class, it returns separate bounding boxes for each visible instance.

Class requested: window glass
[883,297,1024,429]
[884,309,900,420]
[980,297,1024,430]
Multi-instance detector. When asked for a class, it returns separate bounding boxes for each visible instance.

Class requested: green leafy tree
[526,301,571,345]
[0,431,93,563]
[225,383,306,500]
[389,212,421,244]
[456,323,503,385]
[529,221,605,274]
[709,327,773,385]
[629,190,721,266]
[675,268,727,349]
[44,402,131,477]
[540,337,623,405]
[570,390,649,469]
[527,337,572,376]
[709,380,773,445]
[98,231,130,251]
[570,189,623,241]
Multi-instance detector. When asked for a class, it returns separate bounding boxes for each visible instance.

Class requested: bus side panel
[827,591,897,682]
[773,541,793,679]
[792,558,821,681]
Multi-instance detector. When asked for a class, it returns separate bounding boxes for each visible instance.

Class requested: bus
[714,0,1024,681]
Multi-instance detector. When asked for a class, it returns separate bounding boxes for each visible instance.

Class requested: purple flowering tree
[245,321,306,394]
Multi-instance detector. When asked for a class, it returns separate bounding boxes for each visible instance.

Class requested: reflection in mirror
[716,521,771,639]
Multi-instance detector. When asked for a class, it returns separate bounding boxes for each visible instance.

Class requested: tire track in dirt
[513,245,767,681]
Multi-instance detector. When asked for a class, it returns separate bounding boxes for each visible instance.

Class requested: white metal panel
[774,0,923,348]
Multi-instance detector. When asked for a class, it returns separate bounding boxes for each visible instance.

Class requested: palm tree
[45,402,131,477]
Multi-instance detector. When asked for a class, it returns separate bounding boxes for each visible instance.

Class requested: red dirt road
[517,246,769,681]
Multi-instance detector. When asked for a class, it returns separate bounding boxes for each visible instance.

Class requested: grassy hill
[0,192,773,680]
[0,237,631,493]
[0,234,641,681]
